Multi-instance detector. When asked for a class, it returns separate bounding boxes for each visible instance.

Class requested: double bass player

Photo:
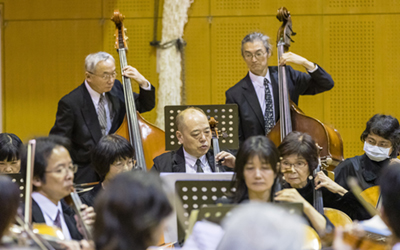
[225,32,334,145]
[50,52,155,184]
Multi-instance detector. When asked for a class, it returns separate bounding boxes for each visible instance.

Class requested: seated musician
[93,171,172,250]
[80,134,134,207]
[275,132,372,233]
[216,203,305,250]
[225,32,334,145]
[0,175,20,246]
[333,160,400,250]
[151,107,235,173]
[0,133,22,173]
[20,135,95,241]
[50,51,155,184]
[334,114,400,191]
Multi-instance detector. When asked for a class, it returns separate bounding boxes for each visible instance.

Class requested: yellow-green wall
[3,0,400,159]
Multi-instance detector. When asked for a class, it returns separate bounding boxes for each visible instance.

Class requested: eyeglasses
[45,164,78,175]
[280,161,307,170]
[88,71,117,81]
[244,50,267,61]
[112,158,134,169]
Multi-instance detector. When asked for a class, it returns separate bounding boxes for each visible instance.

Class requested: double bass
[112,11,166,171]
[267,7,344,170]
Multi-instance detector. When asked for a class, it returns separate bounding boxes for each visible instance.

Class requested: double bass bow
[267,7,344,170]
[112,11,166,171]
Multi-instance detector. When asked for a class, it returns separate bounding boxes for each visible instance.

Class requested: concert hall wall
[2,0,400,159]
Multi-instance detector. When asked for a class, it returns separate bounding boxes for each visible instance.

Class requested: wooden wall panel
[3,0,102,20]
[323,0,400,14]
[324,15,377,158]
[211,0,322,16]
[103,18,158,124]
[183,17,211,105]
[4,20,102,140]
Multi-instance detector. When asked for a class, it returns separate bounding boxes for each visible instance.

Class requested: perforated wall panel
[4,20,103,140]
[103,18,159,124]
[324,16,376,158]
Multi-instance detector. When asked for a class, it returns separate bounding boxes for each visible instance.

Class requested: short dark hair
[94,171,172,250]
[0,133,22,162]
[91,134,134,180]
[360,114,400,157]
[379,161,400,238]
[20,135,71,188]
[278,131,319,174]
[0,175,20,239]
[232,136,280,203]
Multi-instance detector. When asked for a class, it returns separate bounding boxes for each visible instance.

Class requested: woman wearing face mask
[334,114,400,191]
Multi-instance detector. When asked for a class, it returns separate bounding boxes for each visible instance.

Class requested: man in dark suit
[152,107,235,173]
[225,32,334,145]
[20,136,95,241]
[50,52,155,184]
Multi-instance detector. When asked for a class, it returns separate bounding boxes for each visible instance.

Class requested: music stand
[164,104,239,151]
[160,173,233,243]
[175,179,233,243]
[1,173,25,202]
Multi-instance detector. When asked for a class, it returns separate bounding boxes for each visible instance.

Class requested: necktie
[196,159,203,173]
[98,94,107,136]
[53,210,62,229]
[264,78,274,134]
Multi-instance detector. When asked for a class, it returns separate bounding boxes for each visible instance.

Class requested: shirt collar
[183,147,208,167]
[249,69,271,88]
[85,80,104,104]
[32,192,63,222]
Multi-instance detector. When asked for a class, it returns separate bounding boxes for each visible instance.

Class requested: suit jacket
[80,183,102,208]
[151,146,229,173]
[225,65,334,144]
[31,199,83,240]
[50,80,155,183]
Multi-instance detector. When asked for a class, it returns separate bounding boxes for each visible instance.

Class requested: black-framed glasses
[45,164,78,175]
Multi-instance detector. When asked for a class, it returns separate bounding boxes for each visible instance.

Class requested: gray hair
[85,52,115,73]
[241,32,273,57]
[217,203,305,250]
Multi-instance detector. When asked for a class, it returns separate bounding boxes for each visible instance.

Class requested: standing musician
[275,132,371,232]
[334,114,400,191]
[50,51,155,184]
[151,107,235,173]
[225,32,334,144]
[20,135,95,241]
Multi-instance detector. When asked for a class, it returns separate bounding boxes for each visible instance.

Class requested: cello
[267,7,344,170]
[111,11,166,171]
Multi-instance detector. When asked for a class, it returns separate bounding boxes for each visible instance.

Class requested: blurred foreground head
[94,171,172,250]
[217,203,305,250]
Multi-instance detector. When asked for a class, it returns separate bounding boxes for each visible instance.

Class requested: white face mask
[363,141,391,162]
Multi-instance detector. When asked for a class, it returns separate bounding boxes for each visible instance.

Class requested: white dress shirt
[249,70,275,122]
[183,148,212,173]
[85,81,113,135]
[32,192,72,240]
